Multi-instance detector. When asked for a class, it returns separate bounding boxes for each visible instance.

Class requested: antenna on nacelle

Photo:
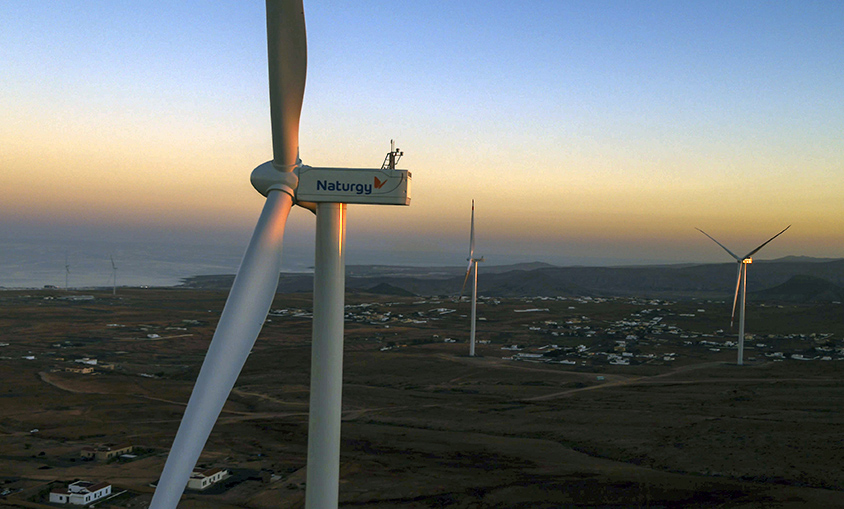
[382,139,403,169]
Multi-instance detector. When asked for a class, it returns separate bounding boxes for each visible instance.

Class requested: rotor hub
[251,161,299,198]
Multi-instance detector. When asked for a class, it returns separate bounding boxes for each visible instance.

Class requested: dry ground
[0,289,842,508]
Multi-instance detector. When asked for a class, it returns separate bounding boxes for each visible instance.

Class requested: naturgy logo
[316,179,372,195]
[315,176,390,195]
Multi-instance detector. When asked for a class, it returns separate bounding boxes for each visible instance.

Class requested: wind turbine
[149,2,410,508]
[64,253,70,291]
[109,255,117,295]
[460,200,483,357]
[696,225,790,366]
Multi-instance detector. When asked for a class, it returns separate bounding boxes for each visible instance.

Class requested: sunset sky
[3,1,843,268]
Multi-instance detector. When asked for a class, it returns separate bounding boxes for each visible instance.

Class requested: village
[269,295,844,367]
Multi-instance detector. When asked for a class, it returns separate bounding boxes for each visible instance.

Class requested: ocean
[0,236,468,290]
[0,238,315,289]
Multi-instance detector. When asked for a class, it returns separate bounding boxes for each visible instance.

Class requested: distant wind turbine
[460,200,483,357]
[109,255,117,295]
[65,253,70,291]
[696,225,791,365]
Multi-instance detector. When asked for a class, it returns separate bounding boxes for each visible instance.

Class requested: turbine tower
[460,200,483,357]
[696,225,790,366]
[149,2,411,508]
[109,255,117,295]
[64,253,70,291]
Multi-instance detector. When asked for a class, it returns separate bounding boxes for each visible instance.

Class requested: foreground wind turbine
[150,2,410,508]
[460,200,483,357]
[696,225,790,365]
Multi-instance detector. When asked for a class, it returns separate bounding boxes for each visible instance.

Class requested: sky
[2,0,843,269]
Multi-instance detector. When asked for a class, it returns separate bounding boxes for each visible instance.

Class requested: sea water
[0,238,315,289]
[0,236,467,290]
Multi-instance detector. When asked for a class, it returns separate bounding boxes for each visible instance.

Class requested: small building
[80,444,133,461]
[187,467,228,490]
[65,366,95,374]
[49,480,111,505]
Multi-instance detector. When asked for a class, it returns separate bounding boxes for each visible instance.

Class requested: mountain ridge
[180,257,844,302]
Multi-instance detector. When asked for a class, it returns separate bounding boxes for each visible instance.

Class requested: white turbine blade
[460,260,473,297]
[469,200,475,259]
[695,228,740,261]
[730,262,741,328]
[267,0,307,169]
[150,191,293,509]
[744,225,791,259]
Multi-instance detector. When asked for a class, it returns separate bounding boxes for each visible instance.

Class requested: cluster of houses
[269,296,843,364]
[271,302,446,328]
[46,466,228,506]
[496,297,844,365]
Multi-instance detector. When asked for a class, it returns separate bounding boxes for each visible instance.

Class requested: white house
[187,467,228,490]
[49,481,111,505]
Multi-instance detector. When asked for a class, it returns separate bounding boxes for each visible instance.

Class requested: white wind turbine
[149,1,410,508]
[64,253,70,291]
[460,200,483,357]
[109,255,117,295]
[696,225,790,366]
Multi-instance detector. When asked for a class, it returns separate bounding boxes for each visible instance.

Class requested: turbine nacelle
[251,161,411,205]
[742,258,753,264]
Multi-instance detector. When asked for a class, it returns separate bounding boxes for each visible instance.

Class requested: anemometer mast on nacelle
[382,139,404,170]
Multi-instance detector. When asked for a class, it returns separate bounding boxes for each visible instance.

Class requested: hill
[756,274,844,302]
[180,258,844,301]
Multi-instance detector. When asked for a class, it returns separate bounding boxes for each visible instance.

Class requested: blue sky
[2,1,843,268]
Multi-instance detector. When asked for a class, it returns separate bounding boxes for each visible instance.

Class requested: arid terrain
[0,287,842,508]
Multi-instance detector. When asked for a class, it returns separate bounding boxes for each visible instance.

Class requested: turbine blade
[744,225,791,259]
[730,262,741,328]
[266,0,307,169]
[460,261,473,297]
[695,228,740,261]
[469,200,475,259]
[150,191,293,509]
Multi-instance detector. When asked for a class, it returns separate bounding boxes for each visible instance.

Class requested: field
[0,288,842,508]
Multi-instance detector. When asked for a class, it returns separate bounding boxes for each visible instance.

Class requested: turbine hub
[251,161,300,199]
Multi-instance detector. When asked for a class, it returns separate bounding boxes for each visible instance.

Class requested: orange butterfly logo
[373,176,387,189]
